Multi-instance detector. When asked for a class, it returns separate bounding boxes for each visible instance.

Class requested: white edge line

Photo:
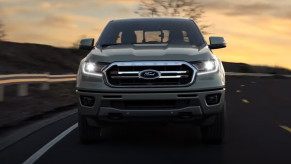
[22,123,78,164]
[0,109,77,152]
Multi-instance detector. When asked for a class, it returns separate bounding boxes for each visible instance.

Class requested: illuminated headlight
[82,62,108,76]
[190,59,218,75]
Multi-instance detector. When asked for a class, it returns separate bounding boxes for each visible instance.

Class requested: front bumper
[77,88,225,124]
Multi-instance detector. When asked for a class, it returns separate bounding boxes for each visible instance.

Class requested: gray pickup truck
[76,17,227,144]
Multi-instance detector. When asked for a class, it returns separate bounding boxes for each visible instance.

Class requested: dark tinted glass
[99,19,204,46]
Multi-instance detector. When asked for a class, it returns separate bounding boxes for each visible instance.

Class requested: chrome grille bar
[110,71,189,75]
[161,71,188,74]
[159,75,189,78]
[110,71,139,75]
[111,75,189,79]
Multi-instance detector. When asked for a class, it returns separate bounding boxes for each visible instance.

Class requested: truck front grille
[103,61,197,87]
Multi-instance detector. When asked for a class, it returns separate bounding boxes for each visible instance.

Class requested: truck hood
[85,44,215,63]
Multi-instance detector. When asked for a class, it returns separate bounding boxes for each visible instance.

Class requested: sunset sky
[0,0,290,69]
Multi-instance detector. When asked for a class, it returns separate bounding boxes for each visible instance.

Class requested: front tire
[200,103,226,144]
[78,113,101,144]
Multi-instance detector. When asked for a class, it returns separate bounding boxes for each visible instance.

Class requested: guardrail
[0,73,77,101]
[226,72,291,77]
[0,72,290,101]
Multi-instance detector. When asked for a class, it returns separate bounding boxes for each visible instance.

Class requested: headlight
[82,62,108,76]
[190,59,218,75]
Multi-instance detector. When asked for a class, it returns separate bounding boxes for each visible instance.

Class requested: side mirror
[79,38,94,50]
[208,36,226,49]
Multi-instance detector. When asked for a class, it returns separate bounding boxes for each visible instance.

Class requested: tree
[0,20,6,40]
[135,0,212,35]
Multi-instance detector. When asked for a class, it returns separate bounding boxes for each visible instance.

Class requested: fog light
[80,96,95,107]
[205,94,221,105]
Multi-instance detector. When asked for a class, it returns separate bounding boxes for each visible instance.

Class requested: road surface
[0,76,291,164]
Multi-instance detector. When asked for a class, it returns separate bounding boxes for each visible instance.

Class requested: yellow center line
[0,78,49,85]
[49,75,76,78]
[0,74,49,78]
[49,78,76,82]
[242,99,249,103]
[279,125,291,133]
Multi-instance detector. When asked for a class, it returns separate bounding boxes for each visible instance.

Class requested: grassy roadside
[222,62,291,75]
[0,82,77,128]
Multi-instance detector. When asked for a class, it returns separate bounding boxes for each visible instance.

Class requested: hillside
[0,41,290,75]
[0,41,87,75]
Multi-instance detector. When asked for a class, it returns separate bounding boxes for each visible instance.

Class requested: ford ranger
[76,17,227,144]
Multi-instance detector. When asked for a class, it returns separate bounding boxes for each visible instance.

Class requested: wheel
[200,103,226,144]
[78,113,101,144]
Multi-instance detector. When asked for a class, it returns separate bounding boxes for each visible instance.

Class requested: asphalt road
[0,76,291,164]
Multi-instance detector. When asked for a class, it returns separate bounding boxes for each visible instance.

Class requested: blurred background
[1,0,290,69]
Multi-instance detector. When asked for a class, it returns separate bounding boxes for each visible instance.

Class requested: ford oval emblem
[139,70,161,79]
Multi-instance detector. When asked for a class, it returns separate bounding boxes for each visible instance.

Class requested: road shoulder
[0,108,77,152]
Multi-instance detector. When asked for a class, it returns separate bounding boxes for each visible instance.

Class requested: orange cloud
[0,0,21,2]
[117,8,131,15]
[111,0,138,4]
[61,14,98,22]
[0,6,30,16]
[94,25,104,31]
[202,11,291,69]
[37,14,100,30]
[54,3,78,8]
[39,15,77,29]
[41,2,51,8]
[201,0,291,20]
[40,2,79,9]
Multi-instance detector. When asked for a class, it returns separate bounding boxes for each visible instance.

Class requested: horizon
[0,0,290,69]
[2,39,290,71]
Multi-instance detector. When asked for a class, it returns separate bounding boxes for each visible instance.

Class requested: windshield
[98,19,205,46]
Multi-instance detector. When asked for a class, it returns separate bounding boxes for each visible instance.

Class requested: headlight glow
[204,61,215,70]
[190,59,218,75]
[86,63,96,72]
[83,62,108,76]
